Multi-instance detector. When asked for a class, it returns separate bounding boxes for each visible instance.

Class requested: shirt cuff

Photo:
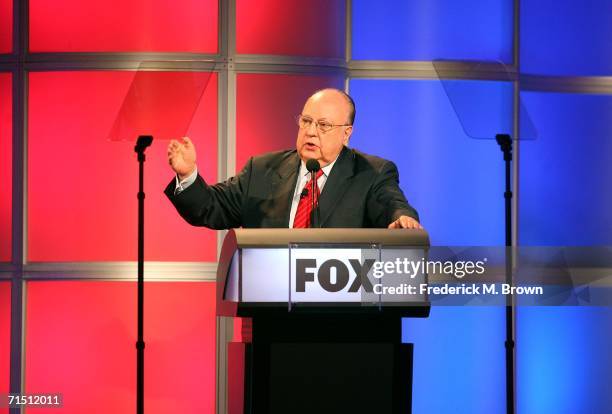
[174,167,198,195]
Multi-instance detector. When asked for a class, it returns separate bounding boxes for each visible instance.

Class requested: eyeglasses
[296,115,352,134]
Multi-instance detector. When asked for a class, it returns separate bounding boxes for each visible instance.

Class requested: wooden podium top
[227,228,430,248]
[216,228,431,318]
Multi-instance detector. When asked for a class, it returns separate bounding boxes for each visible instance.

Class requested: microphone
[300,188,309,199]
[306,158,321,174]
[305,159,321,228]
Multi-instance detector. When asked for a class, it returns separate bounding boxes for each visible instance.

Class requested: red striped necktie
[293,169,324,228]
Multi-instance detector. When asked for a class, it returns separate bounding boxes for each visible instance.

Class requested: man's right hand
[168,137,197,180]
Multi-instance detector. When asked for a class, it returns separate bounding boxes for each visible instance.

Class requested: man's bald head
[308,88,356,125]
[296,88,355,167]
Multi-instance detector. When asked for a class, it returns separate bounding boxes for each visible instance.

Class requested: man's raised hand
[168,137,197,179]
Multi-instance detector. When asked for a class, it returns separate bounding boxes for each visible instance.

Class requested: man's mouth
[304,142,318,150]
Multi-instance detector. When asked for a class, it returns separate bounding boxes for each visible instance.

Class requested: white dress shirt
[174,168,199,194]
[174,156,339,228]
[287,159,337,227]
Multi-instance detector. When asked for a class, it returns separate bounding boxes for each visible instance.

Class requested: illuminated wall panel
[0,0,11,53]
[0,73,11,262]
[236,0,345,58]
[27,71,218,262]
[519,92,612,245]
[349,79,505,245]
[351,0,513,62]
[517,307,612,413]
[29,0,218,53]
[404,307,505,414]
[236,74,344,171]
[0,281,9,414]
[25,281,216,414]
[520,0,612,76]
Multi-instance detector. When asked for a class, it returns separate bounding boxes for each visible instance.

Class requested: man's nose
[306,121,319,136]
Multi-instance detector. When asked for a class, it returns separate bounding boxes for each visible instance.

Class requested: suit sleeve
[366,161,419,227]
[164,158,253,229]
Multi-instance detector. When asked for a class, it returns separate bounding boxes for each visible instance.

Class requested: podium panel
[216,229,430,414]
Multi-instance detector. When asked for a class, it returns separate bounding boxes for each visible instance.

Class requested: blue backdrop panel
[404,307,506,414]
[520,0,612,76]
[517,307,612,414]
[351,0,513,62]
[519,92,612,245]
[349,79,507,246]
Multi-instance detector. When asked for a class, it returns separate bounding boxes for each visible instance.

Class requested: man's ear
[343,126,353,145]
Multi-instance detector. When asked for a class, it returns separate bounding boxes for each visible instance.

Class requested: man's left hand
[388,215,423,229]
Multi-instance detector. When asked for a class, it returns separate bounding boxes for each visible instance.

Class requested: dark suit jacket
[165,146,418,229]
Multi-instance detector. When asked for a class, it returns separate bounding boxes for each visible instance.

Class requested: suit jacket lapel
[318,146,355,227]
[271,151,300,227]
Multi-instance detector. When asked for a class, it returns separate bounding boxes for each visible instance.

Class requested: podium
[216,229,430,414]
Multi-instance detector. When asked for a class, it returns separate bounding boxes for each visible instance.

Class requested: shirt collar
[299,154,339,178]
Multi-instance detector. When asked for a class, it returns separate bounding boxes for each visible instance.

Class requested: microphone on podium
[306,159,321,228]
[306,158,321,174]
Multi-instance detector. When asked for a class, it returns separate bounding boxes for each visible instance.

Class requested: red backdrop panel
[0,0,11,53]
[29,0,217,53]
[236,0,346,58]
[27,71,217,262]
[0,73,11,262]
[236,74,345,171]
[0,281,9,414]
[25,281,216,414]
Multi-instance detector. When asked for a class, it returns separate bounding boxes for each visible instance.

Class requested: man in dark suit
[165,88,421,230]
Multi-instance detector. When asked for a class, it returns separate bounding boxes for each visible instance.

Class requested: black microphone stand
[496,133,514,414]
[306,159,321,228]
[134,135,153,414]
[311,172,317,227]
